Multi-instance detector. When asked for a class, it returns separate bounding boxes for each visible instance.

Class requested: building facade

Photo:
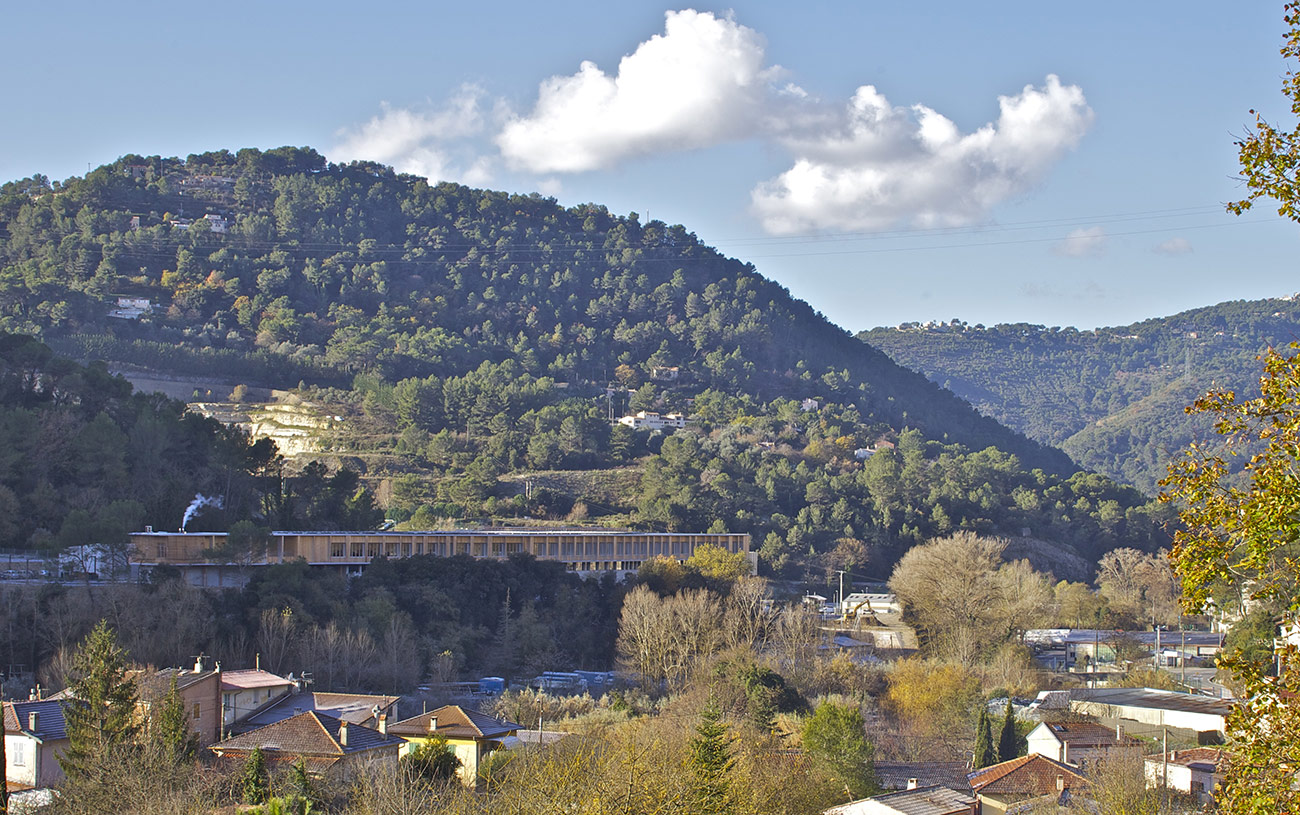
[3,701,68,790]
[129,528,751,586]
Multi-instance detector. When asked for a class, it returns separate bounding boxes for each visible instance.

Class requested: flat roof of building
[133,528,745,538]
[1074,687,1233,716]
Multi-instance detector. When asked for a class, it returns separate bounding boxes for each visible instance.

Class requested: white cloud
[1154,237,1193,254]
[496,10,772,173]
[331,87,497,185]
[751,75,1094,234]
[332,11,1093,234]
[1053,226,1107,257]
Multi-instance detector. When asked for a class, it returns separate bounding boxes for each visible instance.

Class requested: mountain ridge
[859,297,1300,492]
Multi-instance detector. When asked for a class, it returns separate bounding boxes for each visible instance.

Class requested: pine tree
[155,675,200,764]
[997,699,1019,762]
[688,699,736,815]
[241,746,271,804]
[58,620,140,783]
[973,708,996,769]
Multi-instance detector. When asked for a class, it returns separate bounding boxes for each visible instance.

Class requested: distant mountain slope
[0,147,1070,475]
[858,299,1300,492]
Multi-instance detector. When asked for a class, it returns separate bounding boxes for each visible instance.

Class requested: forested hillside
[859,300,1300,492]
[0,147,1171,578]
[0,332,383,553]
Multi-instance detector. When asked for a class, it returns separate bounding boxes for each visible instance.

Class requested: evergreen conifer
[58,620,140,784]
[973,708,996,769]
[241,746,270,804]
[156,675,199,764]
[997,699,1019,762]
[688,699,736,815]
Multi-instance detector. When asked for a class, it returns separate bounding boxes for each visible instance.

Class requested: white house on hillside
[617,411,687,431]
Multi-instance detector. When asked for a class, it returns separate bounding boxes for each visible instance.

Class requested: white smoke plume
[182,493,224,532]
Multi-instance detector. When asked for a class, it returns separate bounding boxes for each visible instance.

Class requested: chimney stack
[1116,723,1124,742]
[194,655,204,673]
[1062,740,1069,765]
[906,778,918,790]
[339,720,349,747]
[378,713,387,735]
[28,711,39,732]
[427,716,438,734]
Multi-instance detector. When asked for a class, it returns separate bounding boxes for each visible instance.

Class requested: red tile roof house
[1144,747,1223,805]
[209,710,405,780]
[3,700,69,790]
[1025,720,1143,768]
[231,691,399,735]
[822,784,978,815]
[967,754,1088,814]
[219,669,297,728]
[387,705,521,787]
[130,661,223,746]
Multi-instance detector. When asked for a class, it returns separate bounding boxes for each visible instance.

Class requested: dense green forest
[858,300,1300,492]
[0,148,1173,580]
[0,332,383,552]
[0,147,1065,470]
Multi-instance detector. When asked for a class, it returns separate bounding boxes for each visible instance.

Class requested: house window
[157,542,167,559]
[12,741,26,766]
[331,542,345,558]
[351,542,364,558]
[193,702,202,720]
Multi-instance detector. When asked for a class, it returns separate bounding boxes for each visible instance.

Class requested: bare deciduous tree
[888,532,1008,665]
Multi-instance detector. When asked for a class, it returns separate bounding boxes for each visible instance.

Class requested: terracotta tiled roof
[1144,747,1223,770]
[968,754,1086,796]
[236,691,399,731]
[3,700,68,742]
[1038,721,1141,748]
[875,762,973,792]
[825,785,977,815]
[389,705,521,740]
[129,667,219,700]
[212,711,404,757]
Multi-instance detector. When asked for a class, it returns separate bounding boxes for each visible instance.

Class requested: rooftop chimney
[427,716,438,734]
[1062,741,1069,765]
[194,656,204,673]
[28,711,39,732]
[1116,723,1124,742]
[378,713,387,735]
[906,778,918,790]
[338,720,349,747]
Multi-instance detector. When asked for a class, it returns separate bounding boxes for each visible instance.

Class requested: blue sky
[3,1,1296,332]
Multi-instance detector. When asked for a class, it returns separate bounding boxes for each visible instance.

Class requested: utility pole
[836,570,846,616]
[1162,726,1169,813]
[1180,625,1187,688]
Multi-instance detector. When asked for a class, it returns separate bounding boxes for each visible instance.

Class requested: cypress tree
[241,746,270,804]
[973,708,996,769]
[998,699,1019,762]
[688,699,736,815]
